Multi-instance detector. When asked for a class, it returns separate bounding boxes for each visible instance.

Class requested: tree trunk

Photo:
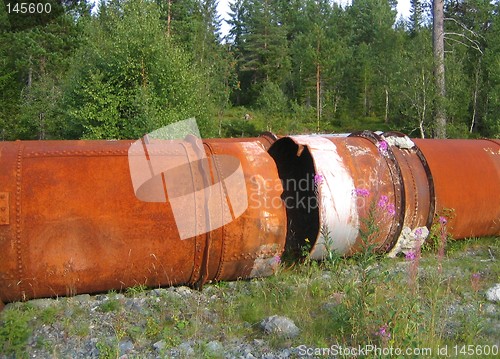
[167,0,172,37]
[316,62,321,132]
[433,0,446,138]
[384,86,389,123]
[316,37,321,132]
[470,58,481,133]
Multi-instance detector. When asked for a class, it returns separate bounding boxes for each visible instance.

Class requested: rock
[119,340,134,355]
[484,304,497,316]
[29,298,55,309]
[206,340,223,354]
[175,286,192,296]
[153,340,166,352]
[73,294,91,304]
[151,288,167,297]
[260,315,299,338]
[178,341,194,356]
[486,283,500,302]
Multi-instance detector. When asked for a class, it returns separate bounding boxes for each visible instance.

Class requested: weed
[96,340,118,359]
[125,284,148,297]
[98,299,121,313]
[0,305,33,358]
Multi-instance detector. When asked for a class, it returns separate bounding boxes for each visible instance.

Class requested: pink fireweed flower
[273,255,281,264]
[378,195,389,209]
[439,216,447,225]
[415,228,423,238]
[314,173,324,185]
[377,140,389,156]
[386,203,396,216]
[377,324,391,339]
[471,272,481,292]
[405,251,416,261]
[354,188,370,197]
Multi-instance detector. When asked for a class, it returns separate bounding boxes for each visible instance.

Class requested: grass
[0,236,498,358]
[213,106,393,138]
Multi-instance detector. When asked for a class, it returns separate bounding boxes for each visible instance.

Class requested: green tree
[228,0,290,105]
[62,0,211,139]
[0,1,89,139]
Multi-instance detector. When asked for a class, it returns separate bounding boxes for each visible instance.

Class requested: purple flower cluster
[377,140,389,156]
[377,194,396,216]
[314,173,324,185]
[415,228,423,238]
[439,216,447,225]
[405,251,417,261]
[377,324,391,339]
[354,188,370,197]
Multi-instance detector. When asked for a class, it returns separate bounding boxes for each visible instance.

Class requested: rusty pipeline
[0,136,286,304]
[1,131,499,307]
[268,132,500,259]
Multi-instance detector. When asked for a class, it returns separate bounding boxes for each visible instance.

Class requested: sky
[89,1,413,36]
[217,0,413,37]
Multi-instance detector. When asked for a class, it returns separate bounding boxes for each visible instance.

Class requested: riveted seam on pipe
[179,141,204,286]
[204,142,229,282]
[382,131,436,230]
[349,131,406,253]
[15,144,25,300]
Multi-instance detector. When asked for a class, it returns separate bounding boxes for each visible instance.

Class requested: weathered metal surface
[0,192,9,225]
[382,132,435,256]
[0,139,285,303]
[1,133,499,306]
[268,133,402,258]
[413,138,500,239]
[269,133,500,259]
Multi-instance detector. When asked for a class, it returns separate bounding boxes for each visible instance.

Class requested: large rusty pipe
[268,132,500,259]
[412,138,500,238]
[0,138,286,304]
[1,132,499,307]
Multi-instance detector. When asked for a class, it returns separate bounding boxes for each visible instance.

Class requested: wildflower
[415,228,423,238]
[471,272,481,292]
[439,216,447,225]
[354,188,370,197]
[386,203,396,216]
[377,140,389,156]
[273,255,281,264]
[405,251,416,261]
[377,324,391,339]
[378,195,388,209]
[314,173,324,185]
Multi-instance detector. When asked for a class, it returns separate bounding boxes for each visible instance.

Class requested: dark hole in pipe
[268,138,319,258]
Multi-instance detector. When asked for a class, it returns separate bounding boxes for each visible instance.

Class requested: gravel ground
[1,244,499,358]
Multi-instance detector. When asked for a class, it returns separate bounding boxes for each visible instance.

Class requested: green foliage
[98,298,121,313]
[0,305,33,358]
[96,340,119,359]
[1,0,500,139]
[62,0,211,139]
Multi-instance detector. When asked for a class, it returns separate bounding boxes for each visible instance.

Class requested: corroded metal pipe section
[268,132,500,259]
[268,133,405,258]
[412,138,500,239]
[1,131,499,306]
[0,138,285,303]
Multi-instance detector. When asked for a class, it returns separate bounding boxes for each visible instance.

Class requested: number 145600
[6,2,52,14]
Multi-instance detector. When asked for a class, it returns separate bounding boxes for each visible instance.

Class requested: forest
[0,0,499,140]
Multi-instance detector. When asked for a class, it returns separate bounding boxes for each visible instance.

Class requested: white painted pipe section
[289,136,360,258]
